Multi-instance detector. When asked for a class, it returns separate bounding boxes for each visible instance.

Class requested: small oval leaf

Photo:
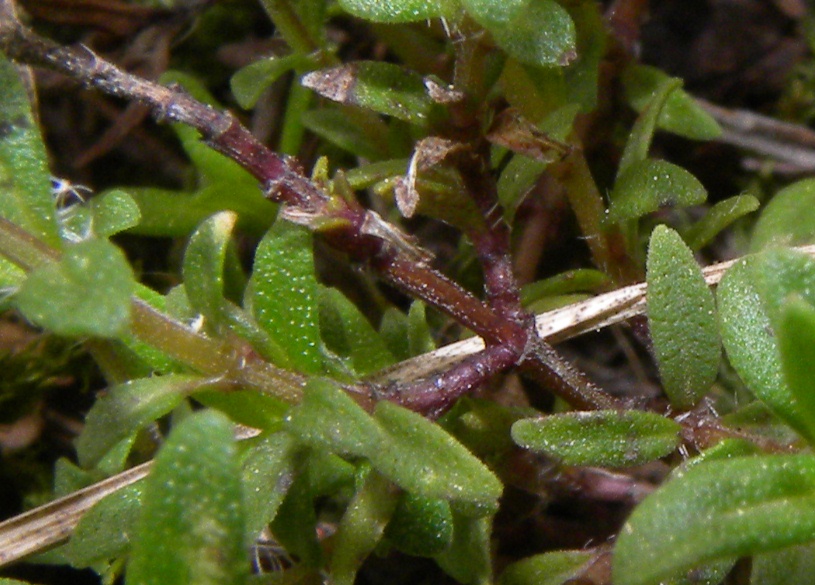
[646,225,720,409]
[76,374,206,468]
[373,401,502,515]
[778,298,815,444]
[0,55,60,246]
[330,470,397,585]
[385,493,454,557]
[623,65,721,141]
[717,257,814,442]
[485,0,577,67]
[183,211,238,330]
[15,239,135,338]
[302,62,435,124]
[317,285,395,375]
[752,178,815,250]
[618,77,682,176]
[66,482,144,568]
[684,194,760,251]
[127,411,246,585]
[285,379,385,456]
[241,432,299,538]
[499,550,593,585]
[613,454,815,585]
[300,108,384,160]
[231,54,306,110]
[248,221,323,374]
[511,410,681,467]
[607,159,707,225]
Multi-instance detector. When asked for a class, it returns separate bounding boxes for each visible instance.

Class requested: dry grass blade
[0,462,151,565]
[369,244,815,383]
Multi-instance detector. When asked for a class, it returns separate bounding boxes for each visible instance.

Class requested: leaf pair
[286,379,502,515]
[615,246,815,584]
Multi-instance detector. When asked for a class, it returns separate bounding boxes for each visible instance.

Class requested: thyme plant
[0,1,814,584]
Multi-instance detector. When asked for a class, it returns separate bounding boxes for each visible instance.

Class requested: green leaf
[623,65,721,141]
[128,184,276,239]
[266,451,355,567]
[231,54,307,110]
[499,550,592,585]
[373,401,502,516]
[66,482,144,567]
[300,108,384,160]
[753,247,815,323]
[183,211,238,330]
[248,221,323,374]
[646,225,720,409]
[302,62,435,125]
[520,269,610,306]
[337,0,454,23]
[663,558,737,585]
[752,179,815,250]
[194,389,290,432]
[379,306,411,361]
[718,256,814,442]
[76,374,206,468]
[752,542,815,585]
[127,411,247,585]
[345,158,410,190]
[15,239,135,338]
[287,381,502,514]
[440,398,523,461]
[606,159,707,225]
[673,438,759,477]
[684,194,760,251]
[486,0,577,67]
[269,471,323,566]
[317,285,396,375]
[241,432,299,538]
[54,457,97,497]
[618,77,682,176]
[462,0,528,27]
[613,454,815,585]
[407,300,435,356]
[497,149,548,214]
[285,379,385,456]
[90,189,141,238]
[561,1,605,112]
[778,298,815,443]
[0,55,60,246]
[435,512,493,585]
[512,410,681,467]
[385,492,453,557]
[60,189,142,242]
[330,470,398,585]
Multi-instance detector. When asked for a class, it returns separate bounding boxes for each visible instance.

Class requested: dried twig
[370,244,815,384]
[698,98,815,172]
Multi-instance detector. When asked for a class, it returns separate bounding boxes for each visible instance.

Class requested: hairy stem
[0,18,611,411]
[386,344,519,416]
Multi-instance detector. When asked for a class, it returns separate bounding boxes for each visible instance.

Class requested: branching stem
[0,18,612,412]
